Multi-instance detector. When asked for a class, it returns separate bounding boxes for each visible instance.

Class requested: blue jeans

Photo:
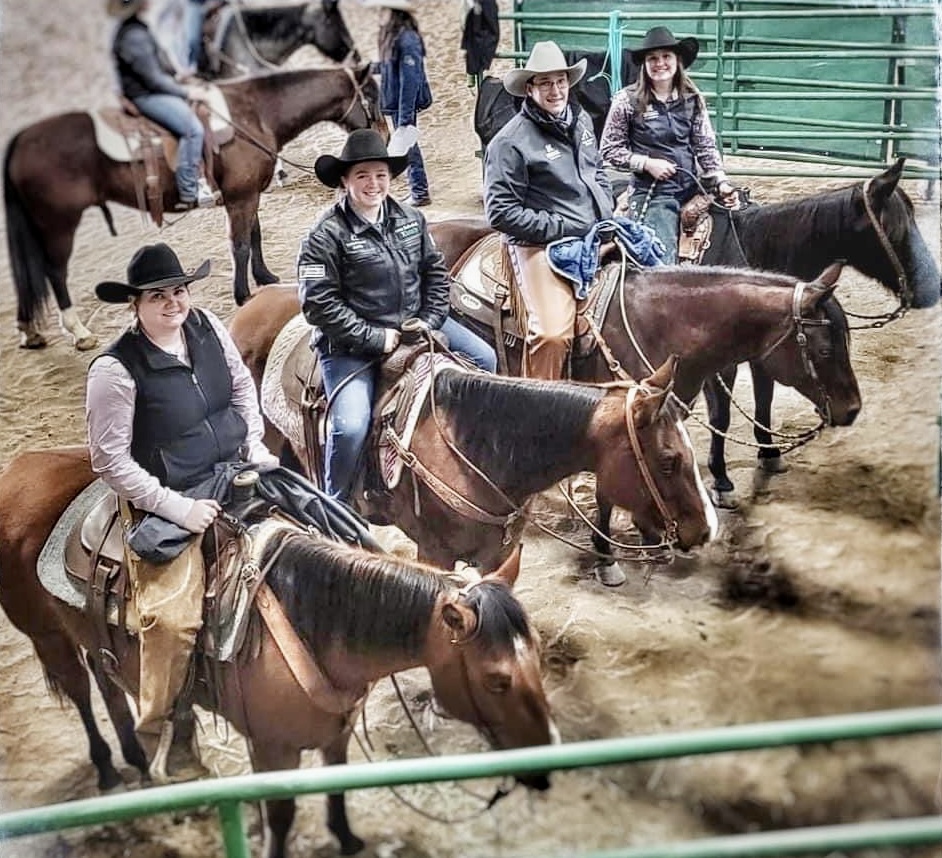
[318,321,495,500]
[393,117,429,201]
[629,192,681,264]
[132,93,204,202]
[186,1,205,69]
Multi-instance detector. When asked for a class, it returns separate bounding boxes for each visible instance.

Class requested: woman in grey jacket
[484,41,612,380]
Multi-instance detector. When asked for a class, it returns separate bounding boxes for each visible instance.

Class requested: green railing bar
[1,705,940,841]
[501,8,936,21]
[560,816,942,858]
[720,129,934,139]
[217,801,249,858]
[697,90,937,100]
[728,112,905,131]
[724,151,939,177]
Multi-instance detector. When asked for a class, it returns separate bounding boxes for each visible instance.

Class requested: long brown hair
[378,9,424,61]
[630,57,701,115]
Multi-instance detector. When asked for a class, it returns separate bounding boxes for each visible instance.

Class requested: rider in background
[484,40,613,380]
[366,0,434,207]
[108,0,218,209]
[600,26,737,263]
[298,129,496,504]
[86,242,279,782]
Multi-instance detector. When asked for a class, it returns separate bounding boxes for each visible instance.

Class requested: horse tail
[3,132,51,326]
[99,203,118,238]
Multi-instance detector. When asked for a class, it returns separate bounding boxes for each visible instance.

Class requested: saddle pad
[38,479,124,620]
[261,313,313,458]
[91,88,232,163]
[378,352,455,490]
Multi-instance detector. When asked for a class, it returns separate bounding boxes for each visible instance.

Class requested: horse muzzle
[516,773,551,792]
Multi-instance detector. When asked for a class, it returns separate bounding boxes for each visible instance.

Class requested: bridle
[337,66,379,127]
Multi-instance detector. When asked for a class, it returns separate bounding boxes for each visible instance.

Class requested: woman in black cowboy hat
[599,26,737,262]
[86,241,278,783]
[297,128,495,503]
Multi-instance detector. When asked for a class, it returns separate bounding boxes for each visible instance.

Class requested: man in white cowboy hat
[107,0,218,209]
[483,40,613,381]
[600,26,736,262]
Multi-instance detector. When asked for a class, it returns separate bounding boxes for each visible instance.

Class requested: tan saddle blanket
[260,315,460,493]
[90,86,234,165]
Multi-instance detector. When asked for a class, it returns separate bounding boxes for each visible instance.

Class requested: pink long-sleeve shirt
[86,308,278,526]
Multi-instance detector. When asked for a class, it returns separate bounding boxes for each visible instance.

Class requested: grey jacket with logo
[484,99,613,245]
[298,199,450,356]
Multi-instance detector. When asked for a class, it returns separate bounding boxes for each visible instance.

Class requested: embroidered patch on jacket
[580,127,595,145]
[299,263,326,280]
[544,144,561,161]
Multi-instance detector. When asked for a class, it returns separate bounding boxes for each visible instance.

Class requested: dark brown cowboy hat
[630,27,700,69]
[314,129,410,189]
[106,0,146,20]
[95,243,210,304]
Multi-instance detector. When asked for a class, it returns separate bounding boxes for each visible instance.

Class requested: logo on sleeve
[299,263,326,280]
[580,127,595,146]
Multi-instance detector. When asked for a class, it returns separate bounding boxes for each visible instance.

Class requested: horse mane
[639,264,801,290]
[262,531,533,660]
[432,369,605,487]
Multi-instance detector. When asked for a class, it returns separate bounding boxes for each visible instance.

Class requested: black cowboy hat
[314,129,410,189]
[630,26,700,69]
[95,243,211,304]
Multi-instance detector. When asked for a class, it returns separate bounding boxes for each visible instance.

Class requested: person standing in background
[366,0,434,207]
[461,0,500,81]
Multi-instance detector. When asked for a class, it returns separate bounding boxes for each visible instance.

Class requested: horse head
[344,64,386,137]
[595,356,718,553]
[852,157,940,309]
[758,267,862,427]
[303,0,361,65]
[430,547,556,791]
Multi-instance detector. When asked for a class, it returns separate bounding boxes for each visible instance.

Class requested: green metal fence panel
[1,705,941,857]
[509,0,941,175]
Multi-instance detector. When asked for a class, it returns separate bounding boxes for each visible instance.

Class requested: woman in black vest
[600,27,737,263]
[86,242,277,782]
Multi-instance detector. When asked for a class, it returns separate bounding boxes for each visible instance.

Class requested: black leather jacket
[298,198,451,356]
[112,16,188,101]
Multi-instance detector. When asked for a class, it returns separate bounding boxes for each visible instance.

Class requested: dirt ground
[0,2,940,857]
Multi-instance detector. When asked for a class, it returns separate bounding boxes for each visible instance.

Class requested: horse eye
[484,672,512,694]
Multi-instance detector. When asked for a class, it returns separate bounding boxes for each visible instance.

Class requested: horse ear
[487,545,522,588]
[815,262,843,288]
[634,355,677,427]
[442,599,477,641]
[867,158,904,211]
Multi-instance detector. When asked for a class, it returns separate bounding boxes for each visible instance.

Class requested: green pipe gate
[503,0,940,179]
[1,705,940,856]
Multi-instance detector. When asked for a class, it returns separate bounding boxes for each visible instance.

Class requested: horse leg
[323,730,365,856]
[751,362,787,474]
[251,743,301,858]
[226,198,260,306]
[47,214,97,351]
[250,213,280,287]
[591,492,626,587]
[704,370,739,509]
[84,651,149,780]
[34,634,124,792]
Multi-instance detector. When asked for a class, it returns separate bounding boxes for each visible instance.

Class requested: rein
[601,245,826,453]
[398,333,680,562]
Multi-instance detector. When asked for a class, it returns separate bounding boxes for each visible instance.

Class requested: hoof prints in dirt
[722,557,801,611]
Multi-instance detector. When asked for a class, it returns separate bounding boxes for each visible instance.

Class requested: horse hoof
[339,835,365,856]
[709,489,739,510]
[593,561,626,587]
[18,331,47,349]
[758,456,788,475]
[74,334,99,351]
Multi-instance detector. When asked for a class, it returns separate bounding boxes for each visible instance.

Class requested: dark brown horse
[200,0,360,77]
[4,64,382,350]
[431,160,933,504]
[257,329,715,574]
[230,262,861,519]
[0,446,555,858]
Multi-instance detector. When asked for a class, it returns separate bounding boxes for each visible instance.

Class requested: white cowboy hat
[106,0,145,20]
[361,0,417,12]
[503,40,587,98]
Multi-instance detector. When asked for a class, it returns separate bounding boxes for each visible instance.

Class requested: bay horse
[0,446,555,858]
[200,0,360,78]
[430,161,933,503]
[4,64,382,350]
[255,324,715,577]
[229,263,860,520]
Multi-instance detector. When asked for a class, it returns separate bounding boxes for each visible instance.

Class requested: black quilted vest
[104,309,247,490]
[628,89,699,201]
